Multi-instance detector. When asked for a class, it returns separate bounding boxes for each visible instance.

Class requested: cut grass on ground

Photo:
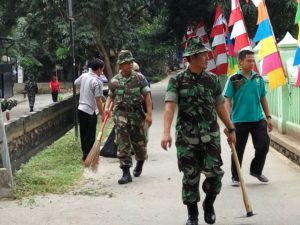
[14,119,113,199]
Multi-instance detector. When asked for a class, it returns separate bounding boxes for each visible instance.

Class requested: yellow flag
[258,36,277,59]
[268,68,287,90]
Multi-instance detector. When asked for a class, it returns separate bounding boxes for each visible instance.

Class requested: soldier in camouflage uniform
[161,36,236,225]
[24,75,38,112]
[1,98,17,120]
[105,50,152,184]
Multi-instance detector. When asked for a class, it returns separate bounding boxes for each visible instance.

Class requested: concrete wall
[2,95,76,172]
[14,82,74,94]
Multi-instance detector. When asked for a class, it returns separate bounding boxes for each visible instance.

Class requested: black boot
[30,106,33,112]
[118,166,132,184]
[202,195,216,224]
[186,203,199,225]
[133,160,144,177]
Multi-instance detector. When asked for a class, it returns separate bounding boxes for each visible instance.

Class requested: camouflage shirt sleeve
[165,76,178,103]
[1,99,17,111]
[214,76,225,106]
[138,74,150,95]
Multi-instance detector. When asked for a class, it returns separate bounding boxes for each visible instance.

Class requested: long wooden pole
[231,143,254,217]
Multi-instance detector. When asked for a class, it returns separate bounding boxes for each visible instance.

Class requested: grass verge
[14,119,113,199]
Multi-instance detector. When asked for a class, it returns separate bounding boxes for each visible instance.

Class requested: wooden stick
[231,143,254,217]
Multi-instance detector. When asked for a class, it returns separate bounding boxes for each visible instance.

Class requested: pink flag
[296,68,300,87]
[262,52,282,75]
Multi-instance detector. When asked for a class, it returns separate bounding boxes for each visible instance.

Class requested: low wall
[2,95,76,172]
[14,82,74,94]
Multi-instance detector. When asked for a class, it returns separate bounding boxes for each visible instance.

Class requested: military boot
[133,160,144,177]
[118,166,132,184]
[186,203,199,225]
[202,195,216,224]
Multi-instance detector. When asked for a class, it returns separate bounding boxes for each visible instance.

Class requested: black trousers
[52,92,58,102]
[78,110,97,160]
[231,119,270,180]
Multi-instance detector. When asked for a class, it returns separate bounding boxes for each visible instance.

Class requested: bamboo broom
[84,104,112,172]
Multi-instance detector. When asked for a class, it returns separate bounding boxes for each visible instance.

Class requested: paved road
[0,79,300,225]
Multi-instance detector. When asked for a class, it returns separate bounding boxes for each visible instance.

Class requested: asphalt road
[0,78,300,225]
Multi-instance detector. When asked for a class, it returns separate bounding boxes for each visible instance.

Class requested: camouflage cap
[117,50,135,64]
[183,36,211,57]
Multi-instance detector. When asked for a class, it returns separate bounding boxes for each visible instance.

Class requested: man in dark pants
[223,50,273,187]
[74,58,105,161]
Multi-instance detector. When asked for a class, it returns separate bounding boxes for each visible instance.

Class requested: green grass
[14,119,113,199]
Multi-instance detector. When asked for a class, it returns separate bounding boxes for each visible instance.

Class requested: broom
[84,103,112,172]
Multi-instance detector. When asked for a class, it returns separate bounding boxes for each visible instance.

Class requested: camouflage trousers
[113,111,148,168]
[27,94,36,108]
[177,144,224,205]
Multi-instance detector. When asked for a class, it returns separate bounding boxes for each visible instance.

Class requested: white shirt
[74,71,103,115]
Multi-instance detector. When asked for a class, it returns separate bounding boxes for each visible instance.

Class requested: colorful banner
[294,0,300,86]
[252,0,286,90]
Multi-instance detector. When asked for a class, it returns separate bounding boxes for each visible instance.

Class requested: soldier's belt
[116,106,140,112]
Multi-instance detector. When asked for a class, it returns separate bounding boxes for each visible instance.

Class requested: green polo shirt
[223,70,267,123]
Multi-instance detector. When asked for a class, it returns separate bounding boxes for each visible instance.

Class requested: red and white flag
[228,0,251,52]
[181,25,194,49]
[194,19,217,73]
[211,4,228,75]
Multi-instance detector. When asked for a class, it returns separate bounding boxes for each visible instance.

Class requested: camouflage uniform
[165,36,225,206]
[24,75,38,112]
[166,69,225,204]
[1,99,17,112]
[109,70,150,168]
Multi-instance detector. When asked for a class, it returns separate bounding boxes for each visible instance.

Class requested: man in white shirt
[75,58,105,161]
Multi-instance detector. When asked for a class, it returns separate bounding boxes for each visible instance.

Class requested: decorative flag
[226,31,239,75]
[294,0,300,86]
[228,0,251,52]
[195,19,217,73]
[210,5,228,75]
[181,25,194,49]
[252,0,286,90]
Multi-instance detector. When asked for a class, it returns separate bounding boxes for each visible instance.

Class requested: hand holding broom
[84,103,112,172]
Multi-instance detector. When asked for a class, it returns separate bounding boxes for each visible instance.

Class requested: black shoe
[185,217,198,225]
[118,167,132,184]
[133,161,144,177]
[203,195,216,224]
[186,203,198,225]
[250,172,269,182]
[30,107,33,112]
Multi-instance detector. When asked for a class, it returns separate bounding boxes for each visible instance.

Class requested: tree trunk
[96,39,114,80]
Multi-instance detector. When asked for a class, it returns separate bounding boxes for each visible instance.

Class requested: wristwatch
[227,127,236,133]
[266,115,272,120]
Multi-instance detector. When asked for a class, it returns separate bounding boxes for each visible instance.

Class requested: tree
[73,0,163,79]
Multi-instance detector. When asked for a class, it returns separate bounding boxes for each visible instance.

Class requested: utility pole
[68,0,78,139]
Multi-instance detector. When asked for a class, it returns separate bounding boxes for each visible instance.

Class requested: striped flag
[195,19,217,73]
[210,4,228,75]
[252,0,286,90]
[228,0,251,52]
[294,0,300,86]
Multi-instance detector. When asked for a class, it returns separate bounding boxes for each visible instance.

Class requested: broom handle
[96,102,113,141]
[231,143,253,216]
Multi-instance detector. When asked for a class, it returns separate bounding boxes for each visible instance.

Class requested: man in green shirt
[223,50,273,187]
